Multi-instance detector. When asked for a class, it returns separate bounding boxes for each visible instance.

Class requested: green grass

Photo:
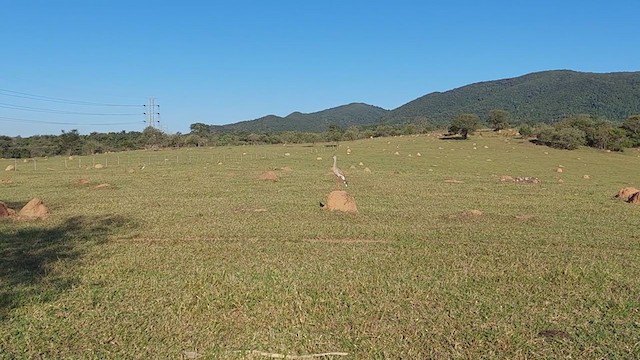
[1,133,640,358]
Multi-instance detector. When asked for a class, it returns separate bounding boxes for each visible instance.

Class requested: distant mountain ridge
[212,103,388,133]
[381,70,640,125]
[210,70,640,133]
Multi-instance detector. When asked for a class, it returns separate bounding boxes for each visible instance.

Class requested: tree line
[0,121,434,159]
[447,109,640,151]
[3,110,639,159]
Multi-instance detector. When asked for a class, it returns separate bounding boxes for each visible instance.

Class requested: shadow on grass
[438,135,467,140]
[0,215,132,319]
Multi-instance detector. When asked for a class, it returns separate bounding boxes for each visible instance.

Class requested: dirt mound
[615,187,639,201]
[258,171,278,182]
[280,166,292,172]
[499,175,515,182]
[0,202,16,218]
[323,191,358,213]
[18,198,49,219]
[94,183,111,189]
[77,178,91,185]
[628,192,640,204]
[94,163,104,169]
[0,178,13,184]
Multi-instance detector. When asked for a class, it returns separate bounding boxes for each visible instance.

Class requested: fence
[0,144,340,173]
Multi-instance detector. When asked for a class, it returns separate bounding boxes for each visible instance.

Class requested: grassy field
[1,132,640,359]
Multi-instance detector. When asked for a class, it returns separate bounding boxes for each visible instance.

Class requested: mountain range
[210,70,640,132]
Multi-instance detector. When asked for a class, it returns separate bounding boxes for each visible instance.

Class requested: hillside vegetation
[211,103,389,133]
[381,70,640,125]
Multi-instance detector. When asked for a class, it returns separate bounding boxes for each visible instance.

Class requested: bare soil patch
[77,178,91,185]
[515,214,535,221]
[258,171,278,182]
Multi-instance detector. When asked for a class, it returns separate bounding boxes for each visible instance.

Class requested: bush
[537,127,586,150]
[518,124,533,138]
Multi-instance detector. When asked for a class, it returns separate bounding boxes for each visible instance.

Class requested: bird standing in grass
[332,155,347,189]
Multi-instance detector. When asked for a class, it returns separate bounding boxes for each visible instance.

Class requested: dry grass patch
[448,209,484,220]
[303,238,387,244]
[515,214,536,221]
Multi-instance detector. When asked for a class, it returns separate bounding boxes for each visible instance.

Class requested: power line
[0,88,143,107]
[0,115,144,126]
[0,102,143,116]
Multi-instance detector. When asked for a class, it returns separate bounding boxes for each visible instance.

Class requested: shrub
[538,127,586,150]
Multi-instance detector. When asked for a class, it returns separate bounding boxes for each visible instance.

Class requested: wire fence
[0,145,340,172]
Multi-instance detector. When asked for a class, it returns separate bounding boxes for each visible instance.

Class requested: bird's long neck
[332,156,337,169]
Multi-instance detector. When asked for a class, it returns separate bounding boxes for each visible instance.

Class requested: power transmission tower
[144,97,160,128]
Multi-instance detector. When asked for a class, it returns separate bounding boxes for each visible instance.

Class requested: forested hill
[211,103,388,133]
[380,70,640,125]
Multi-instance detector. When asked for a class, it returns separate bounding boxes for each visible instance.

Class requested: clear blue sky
[1,0,638,136]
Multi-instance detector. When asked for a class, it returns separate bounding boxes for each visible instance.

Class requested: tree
[537,127,586,150]
[488,109,510,131]
[585,120,630,151]
[556,114,594,133]
[449,113,481,139]
[141,126,167,148]
[622,114,640,147]
[59,129,82,156]
[190,123,210,136]
[326,123,344,143]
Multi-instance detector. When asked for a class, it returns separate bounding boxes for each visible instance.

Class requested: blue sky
[1,0,638,136]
